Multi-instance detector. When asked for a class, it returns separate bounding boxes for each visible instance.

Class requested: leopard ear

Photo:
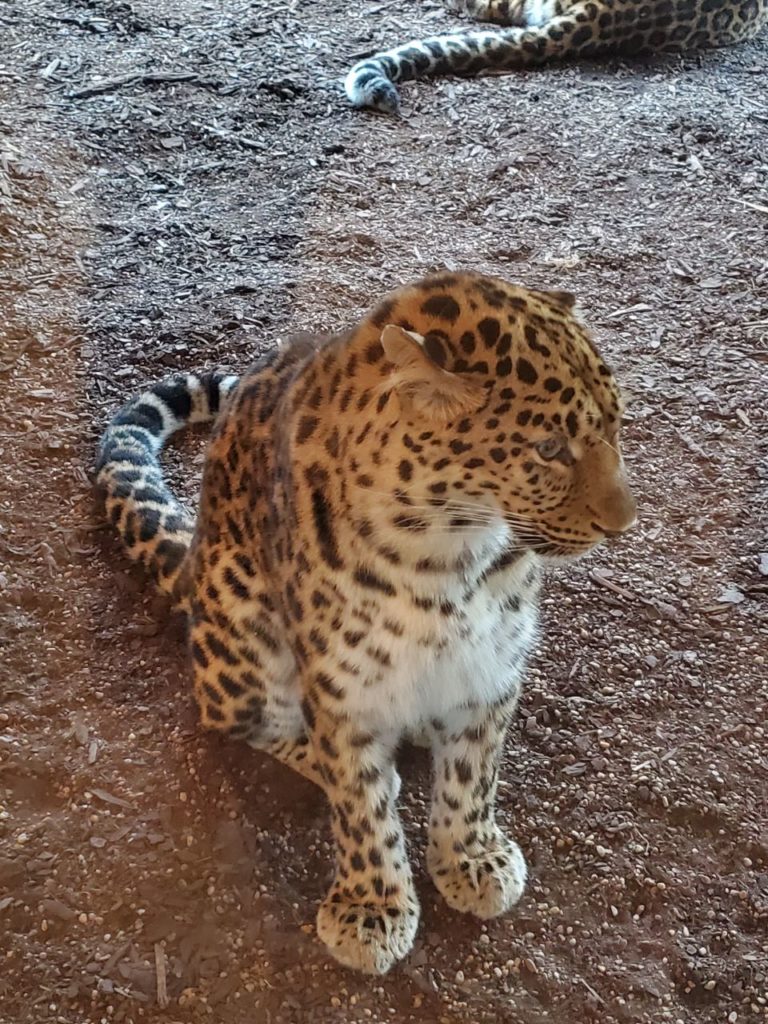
[547,289,576,308]
[380,323,426,365]
[535,289,586,325]
[380,324,483,423]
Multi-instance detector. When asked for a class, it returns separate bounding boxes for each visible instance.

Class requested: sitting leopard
[97,272,636,975]
[345,0,768,112]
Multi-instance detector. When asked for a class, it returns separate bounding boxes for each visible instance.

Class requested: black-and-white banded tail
[96,372,239,609]
[344,24,562,113]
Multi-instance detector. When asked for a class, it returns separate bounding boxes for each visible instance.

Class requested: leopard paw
[428,833,527,919]
[316,890,420,974]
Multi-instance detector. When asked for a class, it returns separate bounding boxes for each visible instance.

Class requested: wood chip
[589,570,636,602]
[154,943,169,1009]
[607,303,653,319]
[733,197,768,214]
[91,788,132,809]
[71,714,89,746]
[41,898,77,921]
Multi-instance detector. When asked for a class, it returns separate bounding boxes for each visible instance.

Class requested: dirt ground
[1,1,767,1022]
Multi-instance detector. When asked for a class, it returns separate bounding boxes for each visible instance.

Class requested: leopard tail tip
[344,62,400,115]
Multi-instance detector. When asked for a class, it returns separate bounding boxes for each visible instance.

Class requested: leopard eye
[535,436,571,462]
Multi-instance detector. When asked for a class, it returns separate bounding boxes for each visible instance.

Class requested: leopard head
[375,275,636,560]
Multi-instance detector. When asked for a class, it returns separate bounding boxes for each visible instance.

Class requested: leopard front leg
[189,606,323,788]
[427,701,527,919]
[307,702,419,975]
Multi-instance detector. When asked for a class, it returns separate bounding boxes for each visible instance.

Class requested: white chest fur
[331,550,541,732]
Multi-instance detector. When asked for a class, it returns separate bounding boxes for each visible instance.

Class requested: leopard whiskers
[352,485,538,526]
[598,435,621,457]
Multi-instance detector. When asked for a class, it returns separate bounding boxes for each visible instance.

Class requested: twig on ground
[154,943,168,1009]
[589,571,638,602]
[188,120,268,152]
[68,71,199,99]
[733,197,768,214]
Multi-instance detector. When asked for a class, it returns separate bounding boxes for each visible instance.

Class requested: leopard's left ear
[535,289,587,326]
[535,289,577,310]
[380,324,484,423]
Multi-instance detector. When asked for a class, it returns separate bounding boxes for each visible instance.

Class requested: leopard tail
[95,372,239,609]
[344,22,578,113]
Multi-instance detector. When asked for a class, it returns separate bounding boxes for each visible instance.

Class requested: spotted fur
[97,273,636,974]
[345,0,767,112]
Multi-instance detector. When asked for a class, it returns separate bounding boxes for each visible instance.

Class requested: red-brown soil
[1,2,767,1023]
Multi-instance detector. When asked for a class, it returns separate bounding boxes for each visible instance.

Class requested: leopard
[345,0,767,112]
[96,272,636,975]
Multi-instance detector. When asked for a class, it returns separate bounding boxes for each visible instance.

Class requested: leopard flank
[345,0,767,112]
[97,273,636,974]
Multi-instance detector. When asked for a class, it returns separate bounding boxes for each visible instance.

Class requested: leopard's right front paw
[317,888,420,975]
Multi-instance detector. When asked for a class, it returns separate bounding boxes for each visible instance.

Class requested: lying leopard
[97,272,636,974]
[345,0,768,112]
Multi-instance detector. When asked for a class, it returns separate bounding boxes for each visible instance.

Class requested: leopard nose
[591,487,637,536]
